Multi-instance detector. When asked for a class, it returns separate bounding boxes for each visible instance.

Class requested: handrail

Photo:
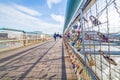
[66,42,100,80]
[0,28,41,34]
[0,28,24,32]
[0,38,42,43]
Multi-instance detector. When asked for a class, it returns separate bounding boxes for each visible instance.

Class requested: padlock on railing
[70,54,75,62]
[76,39,82,51]
[71,34,77,41]
[76,44,81,51]
[72,63,76,69]
[85,33,92,40]
[85,52,95,66]
[73,24,78,29]
[68,33,71,40]
[71,41,75,46]
[99,50,117,66]
[89,15,101,26]
[75,63,83,75]
[74,36,79,42]
[79,68,83,74]
[71,58,77,64]
[65,43,68,49]
[72,29,76,33]
[68,50,72,54]
[97,32,109,42]
[83,17,88,22]
[75,64,80,74]
[88,59,95,66]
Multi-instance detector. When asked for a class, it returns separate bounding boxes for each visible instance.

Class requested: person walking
[53,32,57,41]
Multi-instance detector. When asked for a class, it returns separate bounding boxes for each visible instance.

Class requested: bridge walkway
[0,39,77,80]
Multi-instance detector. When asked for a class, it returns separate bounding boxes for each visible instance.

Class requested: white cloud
[0,4,63,34]
[51,13,64,25]
[14,4,42,17]
[47,0,61,8]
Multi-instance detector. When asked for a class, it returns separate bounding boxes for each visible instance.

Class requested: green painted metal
[0,28,41,34]
[63,0,83,32]
[0,28,24,32]
[26,32,38,34]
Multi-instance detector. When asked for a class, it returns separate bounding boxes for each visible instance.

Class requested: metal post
[79,8,85,63]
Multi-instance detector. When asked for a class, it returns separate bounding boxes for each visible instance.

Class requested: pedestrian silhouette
[53,32,57,41]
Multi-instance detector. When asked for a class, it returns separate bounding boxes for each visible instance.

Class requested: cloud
[51,13,64,25]
[47,0,61,8]
[14,4,42,17]
[0,4,63,34]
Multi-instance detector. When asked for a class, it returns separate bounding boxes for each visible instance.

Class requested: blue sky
[0,0,67,34]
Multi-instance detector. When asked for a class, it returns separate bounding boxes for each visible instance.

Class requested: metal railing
[63,0,120,80]
[0,28,52,52]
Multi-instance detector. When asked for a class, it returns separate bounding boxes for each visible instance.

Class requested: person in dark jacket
[53,32,57,41]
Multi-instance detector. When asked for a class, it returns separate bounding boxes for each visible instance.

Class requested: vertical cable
[95,1,103,80]
[105,0,111,79]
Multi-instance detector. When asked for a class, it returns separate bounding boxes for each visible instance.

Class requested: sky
[0,0,67,34]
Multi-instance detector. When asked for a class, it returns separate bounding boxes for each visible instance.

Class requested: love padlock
[89,15,101,26]
[85,52,95,66]
[97,32,109,42]
[85,33,91,40]
[79,68,83,74]
[99,50,117,66]
[75,64,80,74]
[71,54,74,58]
[76,41,82,51]
[71,41,75,46]
[73,24,78,29]
[72,63,76,69]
